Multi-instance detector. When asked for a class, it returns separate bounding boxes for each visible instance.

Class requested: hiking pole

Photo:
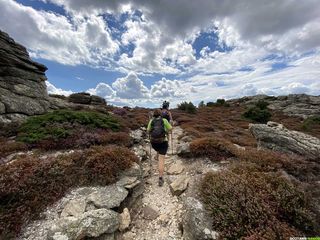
[149,135,152,176]
[171,131,174,155]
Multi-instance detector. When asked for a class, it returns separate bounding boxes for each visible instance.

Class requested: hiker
[161,100,173,124]
[147,108,172,186]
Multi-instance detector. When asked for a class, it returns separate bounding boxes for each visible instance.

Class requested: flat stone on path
[166,160,185,175]
[142,206,159,220]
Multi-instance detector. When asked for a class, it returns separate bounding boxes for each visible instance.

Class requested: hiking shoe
[158,177,164,187]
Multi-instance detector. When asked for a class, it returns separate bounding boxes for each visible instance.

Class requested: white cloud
[0,0,119,66]
[118,18,182,74]
[43,0,320,51]
[241,83,258,96]
[2,0,320,107]
[112,72,149,99]
[46,81,73,96]
[150,78,185,98]
[87,83,115,99]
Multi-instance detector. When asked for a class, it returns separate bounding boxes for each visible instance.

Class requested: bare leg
[158,154,165,177]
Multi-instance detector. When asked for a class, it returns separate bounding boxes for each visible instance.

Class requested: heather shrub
[16,110,122,149]
[116,108,150,130]
[0,122,21,137]
[200,168,316,239]
[177,101,197,114]
[112,108,127,116]
[0,145,137,237]
[235,148,320,182]
[190,137,236,161]
[0,139,27,159]
[302,115,320,131]
[35,129,131,151]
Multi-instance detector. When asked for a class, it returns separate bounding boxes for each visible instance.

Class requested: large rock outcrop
[0,30,50,123]
[48,93,108,113]
[249,121,320,160]
[229,94,320,119]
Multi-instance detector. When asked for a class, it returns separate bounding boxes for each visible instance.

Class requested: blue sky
[1,0,320,107]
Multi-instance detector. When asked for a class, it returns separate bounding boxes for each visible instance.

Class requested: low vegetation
[302,115,320,131]
[14,110,131,150]
[177,101,197,114]
[172,105,257,146]
[0,138,27,159]
[243,100,272,123]
[178,105,320,240]
[0,145,138,238]
[18,110,120,143]
[189,137,236,161]
[200,168,316,239]
[194,136,320,239]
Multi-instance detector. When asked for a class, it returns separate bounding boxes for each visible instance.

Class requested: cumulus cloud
[46,81,73,96]
[112,72,149,99]
[0,0,119,66]
[87,83,115,99]
[241,83,258,96]
[2,0,320,107]
[44,0,320,50]
[150,78,185,98]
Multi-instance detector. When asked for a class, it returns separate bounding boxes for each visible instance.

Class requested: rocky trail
[17,125,220,240]
[120,126,221,240]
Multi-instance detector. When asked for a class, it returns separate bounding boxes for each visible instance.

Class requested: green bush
[243,107,271,123]
[243,100,271,123]
[216,98,225,105]
[177,101,197,114]
[255,99,269,109]
[206,101,215,107]
[198,101,205,108]
[17,110,120,144]
[302,115,320,131]
[205,99,229,107]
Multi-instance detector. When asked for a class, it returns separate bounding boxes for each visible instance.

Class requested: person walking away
[161,101,174,154]
[147,109,172,186]
[161,101,173,124]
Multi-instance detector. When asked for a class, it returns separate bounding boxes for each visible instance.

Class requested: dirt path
[120,126,222,240]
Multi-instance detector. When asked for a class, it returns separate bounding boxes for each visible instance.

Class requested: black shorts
[151,141,169,155]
